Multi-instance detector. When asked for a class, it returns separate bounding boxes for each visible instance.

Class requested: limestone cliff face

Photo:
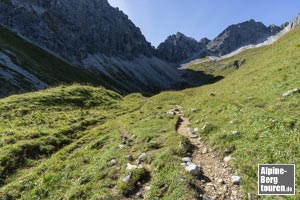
[206,19,282,56]
[0,0,190,95]
[0,0,154,62]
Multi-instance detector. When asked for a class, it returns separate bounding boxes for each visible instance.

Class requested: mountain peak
[206,19,282,56]
[176,32,185,38]
[157,33,204,63]
[199,37,211,46]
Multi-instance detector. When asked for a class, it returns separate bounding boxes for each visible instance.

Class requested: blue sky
[108,0,299,47]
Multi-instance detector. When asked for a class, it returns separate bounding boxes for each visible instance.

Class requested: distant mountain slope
[156,32,206,63]
[157,19,284,63]
[286,13,300,30]
[0,26,197,97]
[206,19,283,56]
[0,0,192,95]
[181,14,300,69]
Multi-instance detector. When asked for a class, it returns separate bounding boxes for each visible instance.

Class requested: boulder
[182,157,192,163]
[189,133,198,138]
[223,156,232,163]
[232,130,239,135]
[181,163,188,167]
[231,176,241,185]
[185,163,201,176]
[229,120,236,124]
[217,179,225,185]
[126,163,142,171]
[166,110,176,115]
[202,148,208,154]
[137,153,147,164]
[122,174,131,184]
[125,155,134,161]
[282,88,299,97]
[108,159,117,166]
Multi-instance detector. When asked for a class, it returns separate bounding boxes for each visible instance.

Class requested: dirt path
[177,116,242,200]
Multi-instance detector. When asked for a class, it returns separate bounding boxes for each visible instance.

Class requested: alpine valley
[0,0,299,199]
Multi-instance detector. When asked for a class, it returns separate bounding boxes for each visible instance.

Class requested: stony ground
[176,111,242,200]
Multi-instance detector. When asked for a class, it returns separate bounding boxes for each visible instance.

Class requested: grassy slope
[0,85,196,200]
[0,28,299,199]
[0,27,131,96]
[178,27,300,199]
[0,27,103,85]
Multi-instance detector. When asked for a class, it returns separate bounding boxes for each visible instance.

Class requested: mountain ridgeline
[157,19,286,63]
[206,19,283,56]
[0,0,154,60]
[0,0,298,97]
[0,0,199,97]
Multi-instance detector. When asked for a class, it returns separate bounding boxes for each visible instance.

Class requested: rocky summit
[206,19,283,56]
[157,19,285,63]
[156,32,207,63]
[199,37,211,46]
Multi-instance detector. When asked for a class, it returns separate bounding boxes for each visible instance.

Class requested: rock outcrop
[285,13,300,30]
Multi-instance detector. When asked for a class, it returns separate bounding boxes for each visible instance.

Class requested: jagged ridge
[0,0,196,96]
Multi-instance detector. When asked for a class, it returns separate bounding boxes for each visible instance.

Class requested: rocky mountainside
[157,19,284,63]
[286,13,300,30]
[156,32,206,63]
[0,0,154,61]
[0,0,196,95]
[199,37,211,46]
[0,27,108,97]
[206,19,283,56]
[182,14,300,69]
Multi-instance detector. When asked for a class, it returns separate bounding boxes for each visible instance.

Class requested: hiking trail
[177,115,242,200]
